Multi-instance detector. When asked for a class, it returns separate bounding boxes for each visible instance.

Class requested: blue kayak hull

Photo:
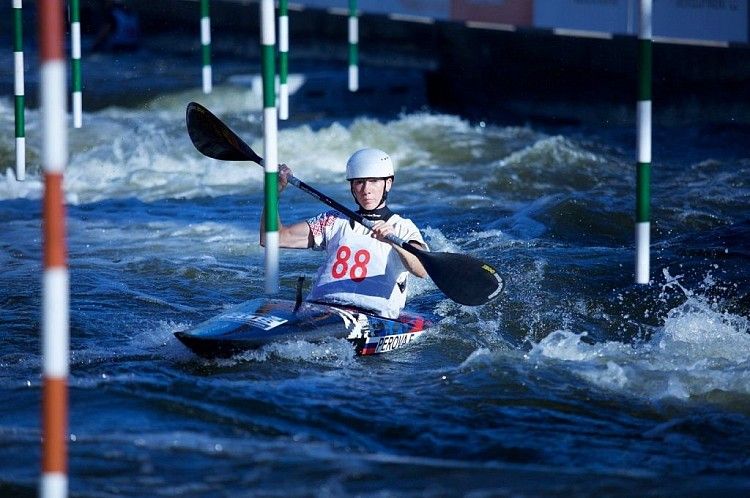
[174,298,430,358]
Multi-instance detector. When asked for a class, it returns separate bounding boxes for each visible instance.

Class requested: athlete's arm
[259,164,314,249]
[260,215,313,248]
[369,221,427,278]
[391,241,428,278]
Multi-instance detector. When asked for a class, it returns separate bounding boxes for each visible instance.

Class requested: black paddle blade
[186,102,262,163]
[416,251,504,306]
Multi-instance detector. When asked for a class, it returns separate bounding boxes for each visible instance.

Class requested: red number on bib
[332,245,351,278]
[330,245,371,282]
[350,249,370,282]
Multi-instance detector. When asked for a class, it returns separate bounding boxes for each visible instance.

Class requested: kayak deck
[174,298,430,358]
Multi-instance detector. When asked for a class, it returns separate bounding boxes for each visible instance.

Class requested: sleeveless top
[306,210,426,318]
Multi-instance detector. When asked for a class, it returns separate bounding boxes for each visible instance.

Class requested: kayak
[174,298,432,358]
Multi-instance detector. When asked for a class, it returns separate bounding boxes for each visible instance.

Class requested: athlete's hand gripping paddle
[185,102,504,306]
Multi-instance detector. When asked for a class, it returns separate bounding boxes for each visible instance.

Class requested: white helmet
[345,148,394,180]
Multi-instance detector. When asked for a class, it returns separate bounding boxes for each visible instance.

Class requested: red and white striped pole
[39,1,69,497]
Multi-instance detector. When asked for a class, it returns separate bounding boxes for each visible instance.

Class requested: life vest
[306,210,426,318]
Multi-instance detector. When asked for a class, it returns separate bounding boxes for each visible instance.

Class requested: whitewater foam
[529,292,750,402]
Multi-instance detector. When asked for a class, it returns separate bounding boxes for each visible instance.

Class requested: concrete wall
[123,0,750,114]
[4,0,749,123]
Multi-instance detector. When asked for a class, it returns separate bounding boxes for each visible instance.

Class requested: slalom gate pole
[261,0,279,294]
[348,0,358,92]
[39,0,70,497]
[13,0,26,180]
[636,0,652,284]
[201,0,212,94]
[70,0,82,128]
[278,0,289,119]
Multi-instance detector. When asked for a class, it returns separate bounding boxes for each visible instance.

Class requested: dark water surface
[1,38,749,497]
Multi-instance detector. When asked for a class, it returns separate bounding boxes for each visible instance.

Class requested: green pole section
[262,47,276,112]
[264,175,279,233]
[13,0,26,180]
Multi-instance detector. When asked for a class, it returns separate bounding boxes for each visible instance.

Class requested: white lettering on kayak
[224,312,287,331]
[375,332,416,353]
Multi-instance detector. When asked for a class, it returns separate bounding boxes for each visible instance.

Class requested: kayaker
[260,148,428,318]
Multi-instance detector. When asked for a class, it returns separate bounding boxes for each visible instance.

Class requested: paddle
[185,101,504,306]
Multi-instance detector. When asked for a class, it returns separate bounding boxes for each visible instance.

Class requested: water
[1,49,750,497]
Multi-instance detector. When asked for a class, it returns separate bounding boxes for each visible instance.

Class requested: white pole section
[636,0,652,284]
[261,0,279,295]
[201,0,212,94]
[13,0,26,181]
[39,0,69,497]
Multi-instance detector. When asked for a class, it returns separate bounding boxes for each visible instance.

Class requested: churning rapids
[1,83,749,497]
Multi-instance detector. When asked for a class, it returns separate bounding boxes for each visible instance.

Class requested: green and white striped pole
[261,0,279,294]
[636,0,652,284]
[348,0,358,92]
[13,0,26,181]
[278,0,289,119]
[200,0,212,94]
[70,0,82,128]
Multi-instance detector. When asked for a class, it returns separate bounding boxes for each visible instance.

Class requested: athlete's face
[350,177,392,210]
